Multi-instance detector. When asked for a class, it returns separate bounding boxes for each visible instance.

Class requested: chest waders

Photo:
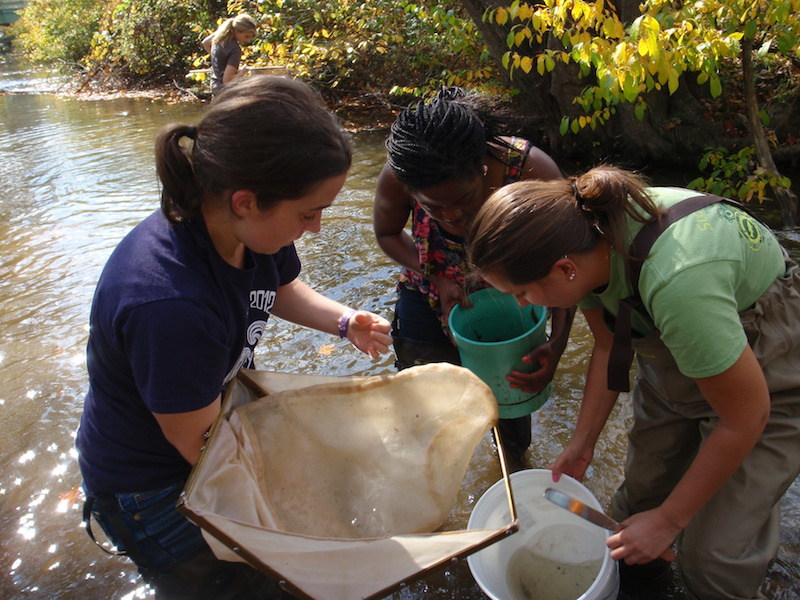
[606,192,747,393]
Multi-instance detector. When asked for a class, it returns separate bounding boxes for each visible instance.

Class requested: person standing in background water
[202,13,257,96]
[77,76,392,599]
[373,87,575,463]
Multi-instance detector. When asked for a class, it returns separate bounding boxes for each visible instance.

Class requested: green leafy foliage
[88,0,210,82]
[14,0,104,64]
[16,0,210,82]
[218,0,503,98]
[489,0,800,134]
[488,0,799,222]
[689,146,793,203]
[16,0,505,96]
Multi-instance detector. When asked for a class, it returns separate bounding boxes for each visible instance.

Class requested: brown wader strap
[607,296,643,392]
[607,192,738,392]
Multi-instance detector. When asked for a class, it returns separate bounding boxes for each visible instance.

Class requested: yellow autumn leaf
[496,7,509,25]
[668,68,679,94]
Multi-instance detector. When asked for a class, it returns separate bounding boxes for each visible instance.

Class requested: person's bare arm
[153,395,221,466]
[222,63,239,85]
[202,34,213,54]
[373,164,421,275]
[270,279,392,359]
[520,143,563,181]
[549,306,620,481]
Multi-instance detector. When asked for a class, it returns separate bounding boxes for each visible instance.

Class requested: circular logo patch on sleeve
[717,204,764,251]
[735,210,764,250]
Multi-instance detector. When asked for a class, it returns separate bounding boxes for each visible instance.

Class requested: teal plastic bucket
[449,288,551,419]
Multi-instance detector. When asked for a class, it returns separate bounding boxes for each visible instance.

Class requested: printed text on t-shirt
[250,289,277,313]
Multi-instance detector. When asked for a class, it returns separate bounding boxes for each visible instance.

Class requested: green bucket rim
[448,288,547,346]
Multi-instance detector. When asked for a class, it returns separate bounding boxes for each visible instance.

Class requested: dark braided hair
[386,87,513,191]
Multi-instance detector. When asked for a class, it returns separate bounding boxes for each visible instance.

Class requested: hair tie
[572,180,588,210]
[573,179,604,235]
[186,125,197,140]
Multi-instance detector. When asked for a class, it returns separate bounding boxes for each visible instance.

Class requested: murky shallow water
[1,57,798,600]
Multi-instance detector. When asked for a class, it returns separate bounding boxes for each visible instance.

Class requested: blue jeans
[87,481,205,574]
[85,482,291,599]
[391,287,461,370]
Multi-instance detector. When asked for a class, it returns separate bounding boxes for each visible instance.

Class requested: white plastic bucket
[467,470,619,600]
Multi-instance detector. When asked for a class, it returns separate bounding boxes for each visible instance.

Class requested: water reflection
[0,58,797,600]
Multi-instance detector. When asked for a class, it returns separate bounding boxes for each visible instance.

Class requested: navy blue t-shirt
[77,210,301,494]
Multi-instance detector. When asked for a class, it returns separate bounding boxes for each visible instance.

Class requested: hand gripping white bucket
[467,470,619,600]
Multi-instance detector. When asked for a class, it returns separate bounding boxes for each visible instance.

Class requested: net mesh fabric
[230,364,496,538]
[182,363,504,600]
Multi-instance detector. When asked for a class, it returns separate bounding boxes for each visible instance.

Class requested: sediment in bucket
[449,288,550,419]
[467,470,619,600]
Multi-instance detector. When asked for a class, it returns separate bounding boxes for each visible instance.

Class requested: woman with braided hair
[77,76,391,599]
[373,87,574,461]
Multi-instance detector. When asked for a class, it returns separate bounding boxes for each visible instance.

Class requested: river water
[0,58,798,600]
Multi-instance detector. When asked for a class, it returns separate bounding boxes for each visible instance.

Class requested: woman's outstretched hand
[549,441,595,483]
[346,311,393,359]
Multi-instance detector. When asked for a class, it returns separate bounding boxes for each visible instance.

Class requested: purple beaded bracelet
[338,309,356,339]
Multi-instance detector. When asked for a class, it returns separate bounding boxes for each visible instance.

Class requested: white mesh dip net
[180,363,517,600]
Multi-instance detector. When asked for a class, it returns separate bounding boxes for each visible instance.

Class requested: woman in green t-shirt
[465,164,800,600]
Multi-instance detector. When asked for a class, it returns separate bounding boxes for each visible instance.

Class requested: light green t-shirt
[579,187,785,378]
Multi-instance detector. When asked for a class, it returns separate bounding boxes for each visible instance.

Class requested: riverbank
[47,74,403,132]
[5,55,799,233]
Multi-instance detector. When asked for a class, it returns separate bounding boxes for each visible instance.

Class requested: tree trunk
[457,0,563,144]
[742,38,797,228]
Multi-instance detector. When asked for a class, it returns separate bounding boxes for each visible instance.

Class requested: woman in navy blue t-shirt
[77,76,392,599]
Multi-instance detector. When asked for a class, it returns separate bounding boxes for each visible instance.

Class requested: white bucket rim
[467,469,618,600]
